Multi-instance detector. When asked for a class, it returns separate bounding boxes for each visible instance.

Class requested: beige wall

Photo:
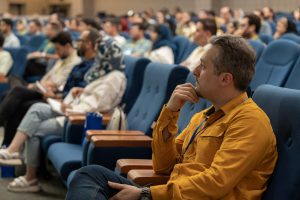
[1,0,300,16]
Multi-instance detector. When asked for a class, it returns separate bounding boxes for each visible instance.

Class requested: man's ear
[219,72,233,87]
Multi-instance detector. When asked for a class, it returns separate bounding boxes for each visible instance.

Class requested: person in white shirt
[145,24,175,64]
[0,32,13,79]
[0,18,21,48]
[102,17,126,47]
[180,18,217,71]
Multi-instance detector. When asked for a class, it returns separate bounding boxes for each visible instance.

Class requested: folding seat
[252,85,300,200]
[259,33,273,45]
[248,39,265,62]
[284,56,300,90]
[280,33,300,44]
[172,36,198,64]
[0,47,28,95]
[47,62,188,183]
[26,34,47,52]
[250,39,300,91]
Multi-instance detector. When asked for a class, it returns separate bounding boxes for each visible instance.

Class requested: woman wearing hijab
[145,24,175,64]
[0,35,126,193]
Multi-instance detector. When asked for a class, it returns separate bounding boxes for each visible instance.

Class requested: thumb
[108,181,125,190]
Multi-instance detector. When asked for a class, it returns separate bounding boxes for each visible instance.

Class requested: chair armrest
[91,135,152,148]
[86,130,145,140]
[68,113,112,125]
[116,159,153,174]
[127,169,170,186]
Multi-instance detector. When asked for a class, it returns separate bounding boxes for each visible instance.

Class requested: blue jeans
[66,165,136,200]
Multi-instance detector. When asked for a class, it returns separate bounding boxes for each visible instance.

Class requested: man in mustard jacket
[66,35,277,200]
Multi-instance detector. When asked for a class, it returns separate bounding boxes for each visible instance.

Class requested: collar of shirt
[203,92,248,125]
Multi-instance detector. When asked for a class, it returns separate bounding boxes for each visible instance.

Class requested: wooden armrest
[86,130,145,140]
[127,169,169,186]
[91,135,152,147]
[116,159,153,174]
[68,113,112,125]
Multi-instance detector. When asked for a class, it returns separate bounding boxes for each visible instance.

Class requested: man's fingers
[108,181,125,190]
[174,89,199,102]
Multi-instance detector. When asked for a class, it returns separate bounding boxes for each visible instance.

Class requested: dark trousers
[0,86,43,145]
[66,165,136,200]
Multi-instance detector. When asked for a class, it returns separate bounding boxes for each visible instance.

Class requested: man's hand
[167,83,199,112]
[108,181,142,200]
[27,51,42,59]
[61,103,72,113]
[71,87,84,97]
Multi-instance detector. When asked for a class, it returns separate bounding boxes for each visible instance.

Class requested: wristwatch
[140,187,152,200]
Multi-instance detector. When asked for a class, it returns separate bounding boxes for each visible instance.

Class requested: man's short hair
[199,18,217,35]
[50,31,72,46]
[0,33,4,47]
[1,18,13,28]
[210,35,256,91]
[244,14,261,34]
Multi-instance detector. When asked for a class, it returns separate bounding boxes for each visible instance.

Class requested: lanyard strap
[182,117,208,156]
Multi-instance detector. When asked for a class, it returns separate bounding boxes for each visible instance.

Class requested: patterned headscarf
[84,35,125,84]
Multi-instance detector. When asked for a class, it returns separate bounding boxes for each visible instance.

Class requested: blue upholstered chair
[49,62,188,184]
[250,39,300,91]
[284,56,300,90]
[280,33,300,44]
[0,47,28,95]
[248,39,265,62]
[172,36,198,64]
[252,85,300,200]
[259,33,274,45]
[26,34,47,52]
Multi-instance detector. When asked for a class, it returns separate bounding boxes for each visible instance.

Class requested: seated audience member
[225,20,239,35]
[27,19,42,37]
[293,7,300,21]
[175,12,196,40]
[235,14,261,40]
[273,17,298,39]
[0,18,20,48]
[145,24,175,64]
[253,9,272,35]
[102,17,126,47]
[0,33,13,80]
[16,18,28,36]
[65,35,277,200]
[0,35,126,193]
[3,28,99,147]
[23,22,62,79]
[0,31,81,146]
[181,18,217,71]
[262,6,275,23]
[122,23,151,57]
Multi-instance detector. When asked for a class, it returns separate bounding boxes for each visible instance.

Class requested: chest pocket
[194,124,227,165]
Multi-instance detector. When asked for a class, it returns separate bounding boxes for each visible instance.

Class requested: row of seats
[43,56,190,184]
